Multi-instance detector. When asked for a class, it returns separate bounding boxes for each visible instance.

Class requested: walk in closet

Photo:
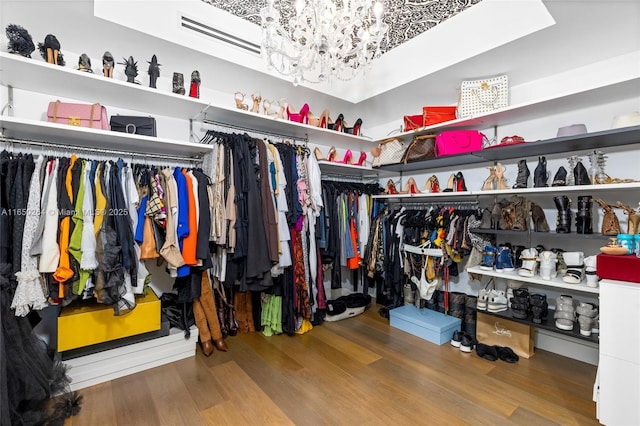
[1,0,639,424]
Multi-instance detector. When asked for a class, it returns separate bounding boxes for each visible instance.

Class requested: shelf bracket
[1,85,14,117]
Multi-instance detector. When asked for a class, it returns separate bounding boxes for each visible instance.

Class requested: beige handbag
[371,137,405,167]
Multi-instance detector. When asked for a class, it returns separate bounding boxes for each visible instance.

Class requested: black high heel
[147,54,161,88]
[6,24,35,58]
[343,118,363,136]
[103,51,114,78]
[38,34,64,66]
[78,54,92,73]
[119,56,139,84]
[328,113,344,131]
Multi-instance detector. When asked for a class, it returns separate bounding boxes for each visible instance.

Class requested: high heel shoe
[443,174,456,192]
[327,113,344,131]
[424,175,440,193]
[343,118,363,136]
[250,93,261,113]
[277,99,287,119]
[287,103,310,123]
[455,172,467,191]
[39,34,64,66]
[314,147,325,161]
[263,99,278,117]
[355,152,367,166]
[495,162,509,190]
[336,149,353,164]
[234,92,249,110]
[385,179,398,195]
[326,146,337,162]
[102,51,114,78]
[78,54,92,73]
[308,109,330,128]
[482,166,496,190]
[173,72,185,94]
[189,70,200,98]
[400,177,419,194]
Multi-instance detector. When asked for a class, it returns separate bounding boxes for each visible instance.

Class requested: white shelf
[0,51,209,120]
[0,52,374,150]
[372,182,640,200]
[383,76,640,141]
[467,266,600,294]
[0,116,212,158]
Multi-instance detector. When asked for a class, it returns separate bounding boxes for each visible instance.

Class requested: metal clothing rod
[321,174,378,183]
[0,136,202,165]
[201,118,309,143]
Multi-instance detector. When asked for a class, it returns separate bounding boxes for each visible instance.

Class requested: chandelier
[260,0,389,85]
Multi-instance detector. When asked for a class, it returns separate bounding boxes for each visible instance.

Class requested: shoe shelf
[479,308,599,344]
[469,228,612,240]
[372,181,640,201]
[373,190,474,202]
[466,266,600,294]
[375,75,639,143]
[375,125,640,173]
[317,160,395,179]
[0,116,213,158]
[0,52,373,151]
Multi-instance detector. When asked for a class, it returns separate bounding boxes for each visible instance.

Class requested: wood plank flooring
[66,307,599,425]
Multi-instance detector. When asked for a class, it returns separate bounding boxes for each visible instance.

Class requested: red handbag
[435,130,485,156]
[47,100,109,130]
[403,114,423,131]
[422,106,457,126]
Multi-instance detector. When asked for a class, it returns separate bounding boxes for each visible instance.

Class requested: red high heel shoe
[343,118,363,136]
[337,149,353,164]
[287,103,310,124]
[455,172,467,191]
[424,175,440,193]
[385,179,398,195]
[309,109,330,128]
[326,146,337,162]
[400,177,419,194]
[355,152,367,166]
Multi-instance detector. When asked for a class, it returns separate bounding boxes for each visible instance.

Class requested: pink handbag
[47,100,109,130]
[435,130,485,156]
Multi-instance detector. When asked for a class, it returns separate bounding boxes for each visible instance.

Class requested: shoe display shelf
[0,51,374,153]
[466,266,600,295]
[372,181,640,202]
[479,307,599,344]
[468,228,612,240]
[317,160,395,179]
[374,125,640,174]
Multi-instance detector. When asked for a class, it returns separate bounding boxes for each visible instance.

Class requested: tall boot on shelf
[173,72,185,95]
[513,159,530,189]
[510,195,530,231]
[576,195,593,234]
[574,159,591,185]
[554,195,572,233]
[531,202,550,232]
[533,156,549,187]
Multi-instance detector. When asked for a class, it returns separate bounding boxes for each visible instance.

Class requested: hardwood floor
[66,307,599,425]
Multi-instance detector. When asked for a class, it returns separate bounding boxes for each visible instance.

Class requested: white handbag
[457,75,509,118]
[371,137,405,167]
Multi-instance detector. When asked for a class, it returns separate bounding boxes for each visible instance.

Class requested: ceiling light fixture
[260,0,388,85]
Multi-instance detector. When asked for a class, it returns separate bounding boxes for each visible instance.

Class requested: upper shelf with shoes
[376,125,640,173]
[0,52,374,150]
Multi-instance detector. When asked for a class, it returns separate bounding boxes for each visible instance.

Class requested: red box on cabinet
[422,106,457,126]
[596,254,640,283]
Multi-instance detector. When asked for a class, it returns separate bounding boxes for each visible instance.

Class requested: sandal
[476,343,499,361]
[250,93,261,113]
[497,346,519,363]
[234,92,249,110]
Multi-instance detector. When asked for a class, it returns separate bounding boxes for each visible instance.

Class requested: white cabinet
[597,279,640,425]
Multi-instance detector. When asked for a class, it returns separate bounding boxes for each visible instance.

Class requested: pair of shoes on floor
[451,330,477,353]
[476,343,519,363]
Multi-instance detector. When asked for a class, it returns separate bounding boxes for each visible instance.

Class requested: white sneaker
[477,288,489,311]
[538,251,558,280]
[518,248,539,277]
[562,251,585,284]
[487,290,508,313]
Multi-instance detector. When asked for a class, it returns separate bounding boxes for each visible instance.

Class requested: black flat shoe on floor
[497,346,519,363]
[476,343,499,361]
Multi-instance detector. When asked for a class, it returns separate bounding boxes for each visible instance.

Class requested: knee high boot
[513,159,530,189]
[576,196,593,234]
[533,156,548,187]
[554,195,572,233]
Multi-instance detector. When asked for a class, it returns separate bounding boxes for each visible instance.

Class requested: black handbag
[110,115,157,137]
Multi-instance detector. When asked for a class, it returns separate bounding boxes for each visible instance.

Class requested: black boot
[554,195,572,233]
[574,160,591,185]
[576,195,593,234]
[513,159,530,189]
[173,72,185,95]
[533,156,548,187]
[552,166,567,186]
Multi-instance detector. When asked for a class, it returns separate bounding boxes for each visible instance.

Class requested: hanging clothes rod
[321,174,379,183]
[386,200,479,209]
[0,135,202,165]
[201,118,309,143]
